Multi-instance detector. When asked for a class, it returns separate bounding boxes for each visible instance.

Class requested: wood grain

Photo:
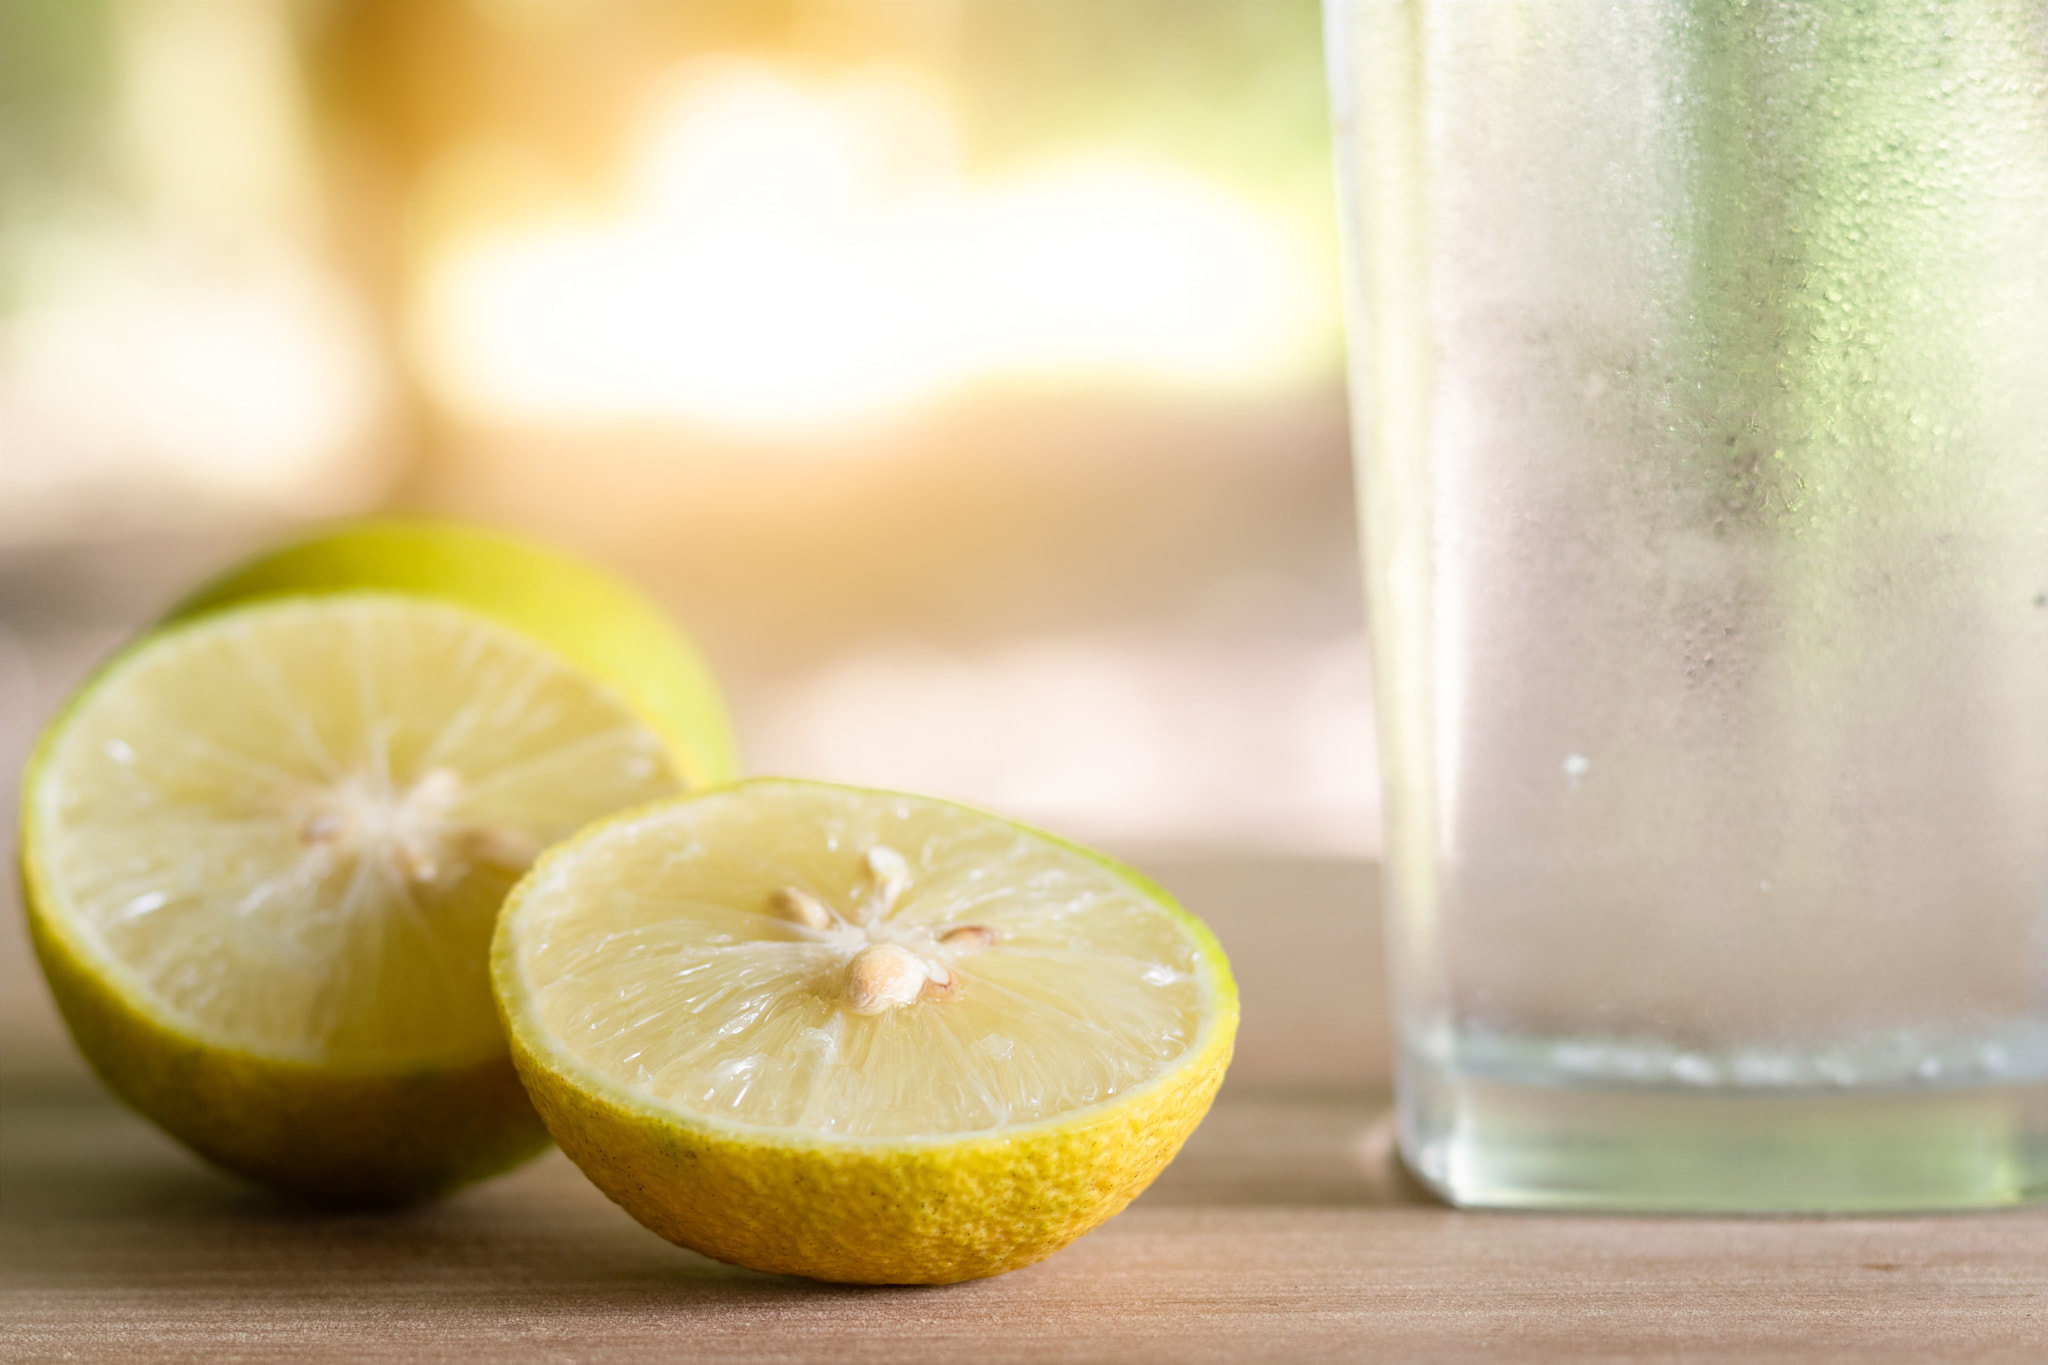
[5,856,2046,1362]
[6,1084,2046,1364]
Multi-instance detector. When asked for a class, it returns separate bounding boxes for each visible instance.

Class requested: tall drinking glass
[1325,0,2048,1210]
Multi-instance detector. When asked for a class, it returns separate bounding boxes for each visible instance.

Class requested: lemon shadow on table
[1,1078,1442,1335]
[1132,1085,1440,1208]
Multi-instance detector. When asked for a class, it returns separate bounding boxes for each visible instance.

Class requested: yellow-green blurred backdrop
[0,0,1374,864]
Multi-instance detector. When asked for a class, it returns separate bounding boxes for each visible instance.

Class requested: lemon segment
[493,779,1238,1283]
[166,518,737,788]
[22,593,690,1202]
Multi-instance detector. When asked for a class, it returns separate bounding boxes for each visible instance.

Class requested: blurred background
[2,0,1381,1081]
[3,0,1373,854]
[1,0,1379,1092]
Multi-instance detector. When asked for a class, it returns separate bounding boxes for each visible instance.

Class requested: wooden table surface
[5,856,2046,1363]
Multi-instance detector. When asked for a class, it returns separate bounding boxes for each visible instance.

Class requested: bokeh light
[1,0,390,544]
[414,59,1329,431]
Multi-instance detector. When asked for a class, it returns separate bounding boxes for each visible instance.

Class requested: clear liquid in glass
[1327,0,2048,1210]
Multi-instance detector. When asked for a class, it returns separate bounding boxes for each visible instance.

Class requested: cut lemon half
[492,779,1238,1284]
[19,524,731,1204]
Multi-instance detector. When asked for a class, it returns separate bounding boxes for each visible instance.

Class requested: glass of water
[1326,0,2048,1210]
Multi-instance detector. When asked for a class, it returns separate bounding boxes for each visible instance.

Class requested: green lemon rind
[17,523,737,1205]
[21,870,547,1206]
[17,613,553,1206]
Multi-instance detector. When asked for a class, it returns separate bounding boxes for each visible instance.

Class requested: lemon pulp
[162,518,737,789]
[30,595,683,1074]
[494,779,1237,1282]
[513,783,1214,1138]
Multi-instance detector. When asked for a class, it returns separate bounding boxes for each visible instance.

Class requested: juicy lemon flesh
[35,595,682,1070]
[513,782,1211,1140]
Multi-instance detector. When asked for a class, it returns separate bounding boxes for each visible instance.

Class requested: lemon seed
[770,886,835,931]
[845,943,928,1014]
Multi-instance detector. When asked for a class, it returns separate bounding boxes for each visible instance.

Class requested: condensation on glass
[1327,0,2048,1210]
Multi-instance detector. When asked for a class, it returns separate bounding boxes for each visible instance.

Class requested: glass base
[1401,1044,2048,1213]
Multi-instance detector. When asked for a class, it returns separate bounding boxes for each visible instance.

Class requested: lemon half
[492,779,1238,1284]
[19,523,734,1203]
